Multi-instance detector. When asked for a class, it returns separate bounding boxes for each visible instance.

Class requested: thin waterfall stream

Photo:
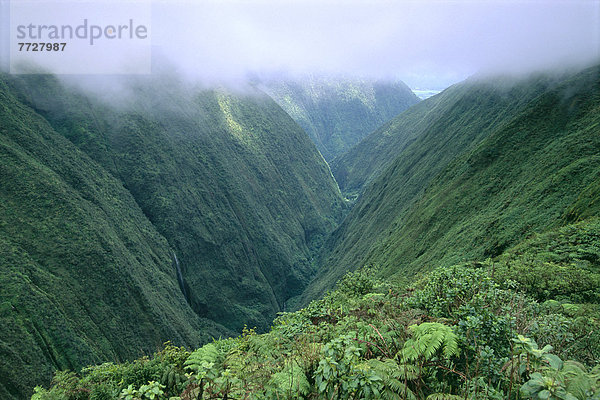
[172,252,189,304]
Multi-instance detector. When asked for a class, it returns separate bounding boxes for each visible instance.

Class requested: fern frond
[269,364,310,397]
[562,360,594,400]
[401,323,459,363]
[184,343,221,373]
[364,358,417,400]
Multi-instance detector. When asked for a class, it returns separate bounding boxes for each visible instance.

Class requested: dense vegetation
[3,63,599,400]
[31,217,600,399]
[259,75,419,161]
[0,77,230,400]
[4,73,346,332]
[331,70,574,196]
[0,73,347,399]
[305,65,600,302]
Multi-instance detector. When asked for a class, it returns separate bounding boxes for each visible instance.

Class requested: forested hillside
[5,74,346,332]
[305,65,600,302]
[260,76,419,161]
[0,77,230,400]
[32,217,600,399]
[3,63,599,400]
[0,73,346,399]
[331,71,572,196]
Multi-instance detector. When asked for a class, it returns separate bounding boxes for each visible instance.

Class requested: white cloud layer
[2,0,599,88]
[150,0,600,88]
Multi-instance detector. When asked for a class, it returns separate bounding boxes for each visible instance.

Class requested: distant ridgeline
[0,73,345,399]
[259,75,420,162]
[304,64,600,303]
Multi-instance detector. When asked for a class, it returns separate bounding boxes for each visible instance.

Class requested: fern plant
[400,323,459,363]
[183,343,222,399]
[363,358,417,400]
[184,343,221,376]
[425,394,464,400]
[268,363,310,399]
[160,365,186,396]
[396,322,461,398]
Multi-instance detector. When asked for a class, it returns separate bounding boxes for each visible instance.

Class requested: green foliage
[335,265,384,298]
[262,76,419,161]
[29,343,192,400]
[184,343,222,397]
[306,65,600,304]
[512,337,600,400]
[409,265,496,318]
[269,363,310,398]
[363,358,418,400]
[401,323,458,362]
[119,381,165,400]
[493,218,600,303]
[520,372,578,400]
[409,264,523,362]
[184,343,221,375]
[426,394,464,400]
[33,252,600,399]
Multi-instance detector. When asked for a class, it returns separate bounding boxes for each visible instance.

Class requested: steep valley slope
[304,65,600,302]
[260,75,419,162]
[0,73,346,399]
[0,77,230,400]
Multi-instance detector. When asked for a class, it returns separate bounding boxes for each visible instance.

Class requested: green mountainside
[31,217,600,400]
[3,62,600,400]
[331,72,569,196]
[305,65,600,302]
[5,74,345,332]
[0,78,230,400]
[260,76,419,161]
[0,73,345,399]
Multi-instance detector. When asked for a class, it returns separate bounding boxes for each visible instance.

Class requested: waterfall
[172,252,189,303]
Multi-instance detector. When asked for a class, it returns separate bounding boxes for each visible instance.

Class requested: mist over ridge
[2,0,598,91]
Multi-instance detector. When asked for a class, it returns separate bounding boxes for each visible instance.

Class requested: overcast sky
[3,0,599,89]
[149,0,600,88]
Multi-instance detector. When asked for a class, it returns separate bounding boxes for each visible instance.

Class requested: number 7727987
[18,42,67,51]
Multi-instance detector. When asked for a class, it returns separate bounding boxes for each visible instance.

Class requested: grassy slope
[331,72,567,196]
[0,79,229,400]
[304,66,600,302]
[5,74,346,332]
[493,217,600,308]
[261,77,419,161]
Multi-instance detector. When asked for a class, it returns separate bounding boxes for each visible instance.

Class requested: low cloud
[3,0,599,89]
[150,0,599,88]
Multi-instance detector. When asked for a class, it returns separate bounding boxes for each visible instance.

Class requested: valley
[0,64,599,400]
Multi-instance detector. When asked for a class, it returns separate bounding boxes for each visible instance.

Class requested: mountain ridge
[260,75,419,162]
[302,65,600,303]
